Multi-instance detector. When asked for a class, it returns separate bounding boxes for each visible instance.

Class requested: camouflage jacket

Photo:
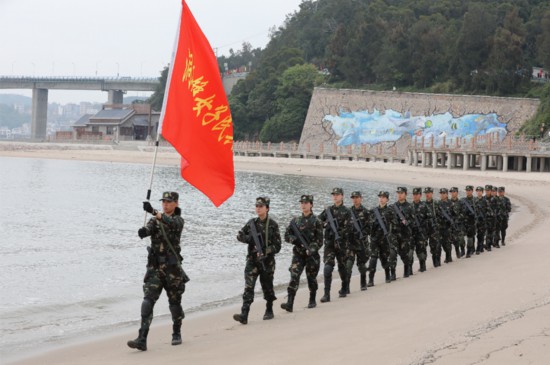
[284,213,323,256]
[496,197,509,221]
[434,199,457,231]
[500,196,511,219]
[144,210,185,260]
[369,204,394,241]
[412,200,430,239]
[449,197,464,231]
[350,204,370,250]
[318,204,352,245]
[474,196,488,225]
[424,198,438,234]
[390,200,415,236]
[237,215,282,259]
[486,196,498,220]
[460,196,477,226]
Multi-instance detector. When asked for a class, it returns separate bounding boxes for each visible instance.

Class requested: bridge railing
[0,75,159,83]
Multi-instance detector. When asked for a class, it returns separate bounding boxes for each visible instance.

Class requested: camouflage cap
[465,185,474,191]
[160,191,179,202]
[396,186,408,193]
[256,196,270,207]
[449,187,459,193]
[485,184,493,191]
[440,188,449,194]
[378,191,389,198]
[491,186,498,191]
[350,191,362,198]
[331,187,344,195]
[475,186,484,191]
[299,194,314,203]
[413,187,422,194]
[498,186,505,192]
[424,187,434,193]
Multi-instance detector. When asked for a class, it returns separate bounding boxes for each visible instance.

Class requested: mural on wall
[323,109,508,146]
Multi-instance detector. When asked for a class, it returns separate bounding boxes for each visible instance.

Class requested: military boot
[360,273,368,291]
[127,329,148,351]
[384,268,391,283]
[408,263,414,276]
[404,264,410,278]
[338,280,347,298]
[320,288,330,303]
[455,246,461,259]
[308,291,317,308]
[459,246,465,257]
[263,301,274,320]
[171,324,182,346]
[390,268,396,281]
[233,304,250,325]
[281,293,295,313]
[432,256,438,267]
[367,271,375,287]
[419,260,426,272]
[444,251,452,263]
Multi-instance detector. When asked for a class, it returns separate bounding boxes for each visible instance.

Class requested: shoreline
[2,145,550,365]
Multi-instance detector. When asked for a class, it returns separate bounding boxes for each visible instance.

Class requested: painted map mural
[323,109,508,146]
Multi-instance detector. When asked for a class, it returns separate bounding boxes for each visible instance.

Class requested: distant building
[69,104,159,141]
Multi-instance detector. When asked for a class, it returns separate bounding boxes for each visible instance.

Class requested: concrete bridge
[0,76,159,139]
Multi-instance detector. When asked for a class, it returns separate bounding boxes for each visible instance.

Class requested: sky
[0,0,304,104]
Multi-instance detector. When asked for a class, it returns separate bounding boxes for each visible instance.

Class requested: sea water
[0,157,395,361]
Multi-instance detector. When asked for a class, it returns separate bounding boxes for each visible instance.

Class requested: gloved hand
[138,227,148,239]
[143,201,155,214]
[285,234,296,244]
[237,231,250,243]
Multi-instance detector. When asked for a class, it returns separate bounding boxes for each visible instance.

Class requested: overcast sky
[0,0,304,104]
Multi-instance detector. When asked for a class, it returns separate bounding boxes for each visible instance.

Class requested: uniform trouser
[451,228,462,253]
[242,256,277,306]
[500,219,509,243]
[485,218,496,248]
[463,223,476,253]
[428,230,442,260]
[287,253,320,295]
[141,265,186,332]
[476,223,485,252]
[438,228,453,259]
[369,236,397,271]
[354,245,369,274]
[412,236,428,263]
[323,242,347,284]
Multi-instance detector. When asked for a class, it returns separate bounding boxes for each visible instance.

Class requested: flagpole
[142,4,182,225]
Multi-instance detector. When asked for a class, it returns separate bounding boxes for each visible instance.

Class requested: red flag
[159,0,234,207]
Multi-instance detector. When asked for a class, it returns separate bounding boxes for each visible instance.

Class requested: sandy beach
[2,143,549,365]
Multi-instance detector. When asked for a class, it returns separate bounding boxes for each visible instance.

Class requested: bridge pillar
[526,155,532,172]
[447,152,452,169]
[432,151,437,168]
[480,154,487,171]
[497,155,503,171]
[31,88,48,140]
[463,153,468,170]
[517,156,524,171]
[108,90,124,104]
[503,154,508,172]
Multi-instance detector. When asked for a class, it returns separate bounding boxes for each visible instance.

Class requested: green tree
[537,11,550,68]
[147,66,169,111]
[259,63,323,142]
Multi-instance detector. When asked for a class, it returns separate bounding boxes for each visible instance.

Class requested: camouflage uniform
[411,188,430,272]
[460,186,477,258]
[490,187,503,248]
[368,191,397,284]
[498,187,511,246]
[435,189,457,263]
[449,187,465,258]
[282,196,323,310]
[318,189,352,301]
[390,187,415,278]
[485,186,498,250]
[349,193,371,290]
[128,192,185,351]
[234,197,282,324]
[474,187,489,254]
[424,188,442,267]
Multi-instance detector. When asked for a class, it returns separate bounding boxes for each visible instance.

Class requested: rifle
[158,222,190,283]
[373,207,393,251]
[350,209,366,252]
[325,207,342,251]
[462,198,477,219]
[412,205,427,241]
[392,203,413,236]
[290,219,319,265]
[440,204,459,232]
[248,220,267,271]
